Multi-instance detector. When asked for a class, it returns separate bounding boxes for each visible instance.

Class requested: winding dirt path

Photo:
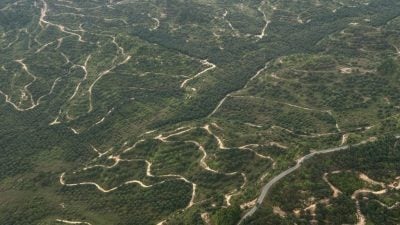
[60,137,198,210]
[186,140,220,173]
[207,61,270,117]
[180,59,216,89]
[238,138,379,224]
[0,59,63,111]
[255,1,274,40]
[271,125,338,138]
[322,172,342,198]
[56,219,92,225]
[202,124,229,149]
[69,55,91,101]
[39,0,85,42]
[352,189,386,225]
[88,52,131,112]
[154,127,194,142]
[92,107,114,126]
[358,173,385,187]
[149,14,160,31]
[221,10,240,37]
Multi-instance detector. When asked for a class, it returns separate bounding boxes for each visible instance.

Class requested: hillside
[0,0,399,224]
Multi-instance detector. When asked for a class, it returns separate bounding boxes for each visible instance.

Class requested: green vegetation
[0,0,400,224]
[244,136,400,225]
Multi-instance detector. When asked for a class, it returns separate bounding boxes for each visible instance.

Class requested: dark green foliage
[1,0,400,224]
[248,136,400,224]
[212,205,241,225]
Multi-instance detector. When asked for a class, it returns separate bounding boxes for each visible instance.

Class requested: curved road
[238,138,383,224]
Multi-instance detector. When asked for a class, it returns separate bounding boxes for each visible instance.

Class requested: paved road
[238,140,374,224]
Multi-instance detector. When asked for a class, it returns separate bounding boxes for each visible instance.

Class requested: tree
[212,205,241,225]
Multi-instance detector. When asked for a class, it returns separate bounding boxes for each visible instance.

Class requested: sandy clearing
[156,220,167,225]
[224,189,240,206]
[388,179,400,190]
[339,67,352,74]
[296,15,304,24]
[201,213,211,225]
[240,199,257,210]
[224,173,247,206]
[273,206,287,217]
[340,133,349,145]
[359,173,385,187]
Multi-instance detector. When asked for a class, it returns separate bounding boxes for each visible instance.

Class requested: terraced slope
[0,0,399,225]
